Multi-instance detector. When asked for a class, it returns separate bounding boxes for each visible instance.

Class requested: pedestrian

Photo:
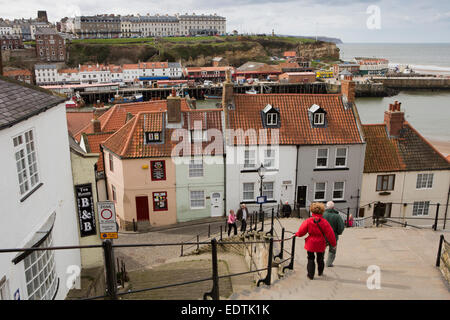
[323,201,345,267]
[281,201,292,218]
[227,209,237,236]
[295,202,336,280]
[236,204,248,233]
[345,214,354,227]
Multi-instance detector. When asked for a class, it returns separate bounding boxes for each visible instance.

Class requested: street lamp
[258,163,266,221]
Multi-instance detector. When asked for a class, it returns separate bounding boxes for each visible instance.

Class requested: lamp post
[258,163,266,222]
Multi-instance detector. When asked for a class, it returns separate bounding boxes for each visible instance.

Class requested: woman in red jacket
[295,202,337,280]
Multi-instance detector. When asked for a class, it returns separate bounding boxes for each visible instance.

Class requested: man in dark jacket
[281,201,292,218]
[236,204,248,233]
[323,201,345,267]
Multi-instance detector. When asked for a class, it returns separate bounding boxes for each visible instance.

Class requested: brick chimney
[167,87,181,123]
[92,113,101,133]
[222,67,234,109]
[341,75,355,104]
[384,101,405,137]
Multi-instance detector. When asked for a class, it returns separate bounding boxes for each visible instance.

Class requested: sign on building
[151,160,166,181]
[75,184,97,237]
[97,201,118,239]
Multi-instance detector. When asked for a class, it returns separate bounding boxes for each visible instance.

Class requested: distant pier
[78,82,328,104]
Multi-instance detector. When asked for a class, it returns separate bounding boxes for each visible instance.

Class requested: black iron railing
[0,206,298,301]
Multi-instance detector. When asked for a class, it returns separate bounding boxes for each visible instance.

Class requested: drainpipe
[293,145,299,215]
[101,145,109,201]
[444,185,449,230]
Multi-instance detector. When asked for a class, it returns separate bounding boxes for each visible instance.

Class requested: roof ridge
[403,122,450,164]
[121,115,140,157]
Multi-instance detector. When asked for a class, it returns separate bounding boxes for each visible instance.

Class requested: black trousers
[307,251,325,279]
[240,219,247,232]
[228,223,237,236]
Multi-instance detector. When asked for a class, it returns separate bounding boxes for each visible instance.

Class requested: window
[112,185,117,201]
[316,148,328,168]
[190,190,205,208]
[244,149,256,168]
[376,175,395,191]
[314,182,326,201]
[412,201,430,216]
[189,159,203,177]
[313,113,325,125]
[262,181,274,199]
[267,113,278,125]
[153,191,168,211]
[263,149,276,168]
[109,154,114,172]
[416,173,433,189]
[243,183,254,201]
[333,182,345,200]
[335,148,347,167]
[13,129,40,196]
[24,233,57,300]
[145,131,161,143]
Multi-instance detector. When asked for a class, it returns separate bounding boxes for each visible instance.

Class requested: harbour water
[338,43,450,75]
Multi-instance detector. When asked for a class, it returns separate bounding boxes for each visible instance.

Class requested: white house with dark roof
[0,77,81,300]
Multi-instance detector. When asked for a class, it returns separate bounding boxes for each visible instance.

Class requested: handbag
[313,218,330,246]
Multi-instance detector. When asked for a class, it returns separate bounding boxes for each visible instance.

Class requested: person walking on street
[236,204,248,233]
[295,202,336,280]
[323,201,345,267]
[227,209,237,236]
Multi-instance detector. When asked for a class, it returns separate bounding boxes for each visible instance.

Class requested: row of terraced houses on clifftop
[68,74,450,231]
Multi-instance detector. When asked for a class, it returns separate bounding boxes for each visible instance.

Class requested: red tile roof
[138,62,168,69]
[4,69,32,77]
[82,132,114,171]
[284,51,297,57]
[103,109,224,159]
[362,123,450,173]
[66,111,94,136]
[73,100,191,141]
[227,94,364,146]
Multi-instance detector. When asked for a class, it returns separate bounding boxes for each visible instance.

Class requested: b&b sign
[75,184,96,237]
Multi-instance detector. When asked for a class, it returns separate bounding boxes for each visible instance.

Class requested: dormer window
[267,113,277,125]
[314,113,324,125]
[145,131,162,143]
[308,104,327,127]
[261,104,280,128]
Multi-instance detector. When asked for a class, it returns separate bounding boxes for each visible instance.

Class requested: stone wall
[439,240,450,285]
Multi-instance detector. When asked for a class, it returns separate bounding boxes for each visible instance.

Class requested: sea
[338,43,450,144]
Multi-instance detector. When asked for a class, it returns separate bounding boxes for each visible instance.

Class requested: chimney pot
[384,101,405,137]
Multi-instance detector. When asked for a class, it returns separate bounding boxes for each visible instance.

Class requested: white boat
[245,88,258,94]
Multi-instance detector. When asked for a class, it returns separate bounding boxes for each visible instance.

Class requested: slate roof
[227,94,364,146]
[362,123,450,173]
[103,109,223,159]
[0,76,65,131]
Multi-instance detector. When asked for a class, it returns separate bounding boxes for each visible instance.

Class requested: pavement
[113,216,450,299]
[114,219,229,272]
[230,218,450,300]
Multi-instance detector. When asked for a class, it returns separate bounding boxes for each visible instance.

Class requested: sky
[1,0,449,43]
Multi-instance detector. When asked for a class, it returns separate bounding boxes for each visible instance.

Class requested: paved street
[231,218,450,300]
[114,219,228,271]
